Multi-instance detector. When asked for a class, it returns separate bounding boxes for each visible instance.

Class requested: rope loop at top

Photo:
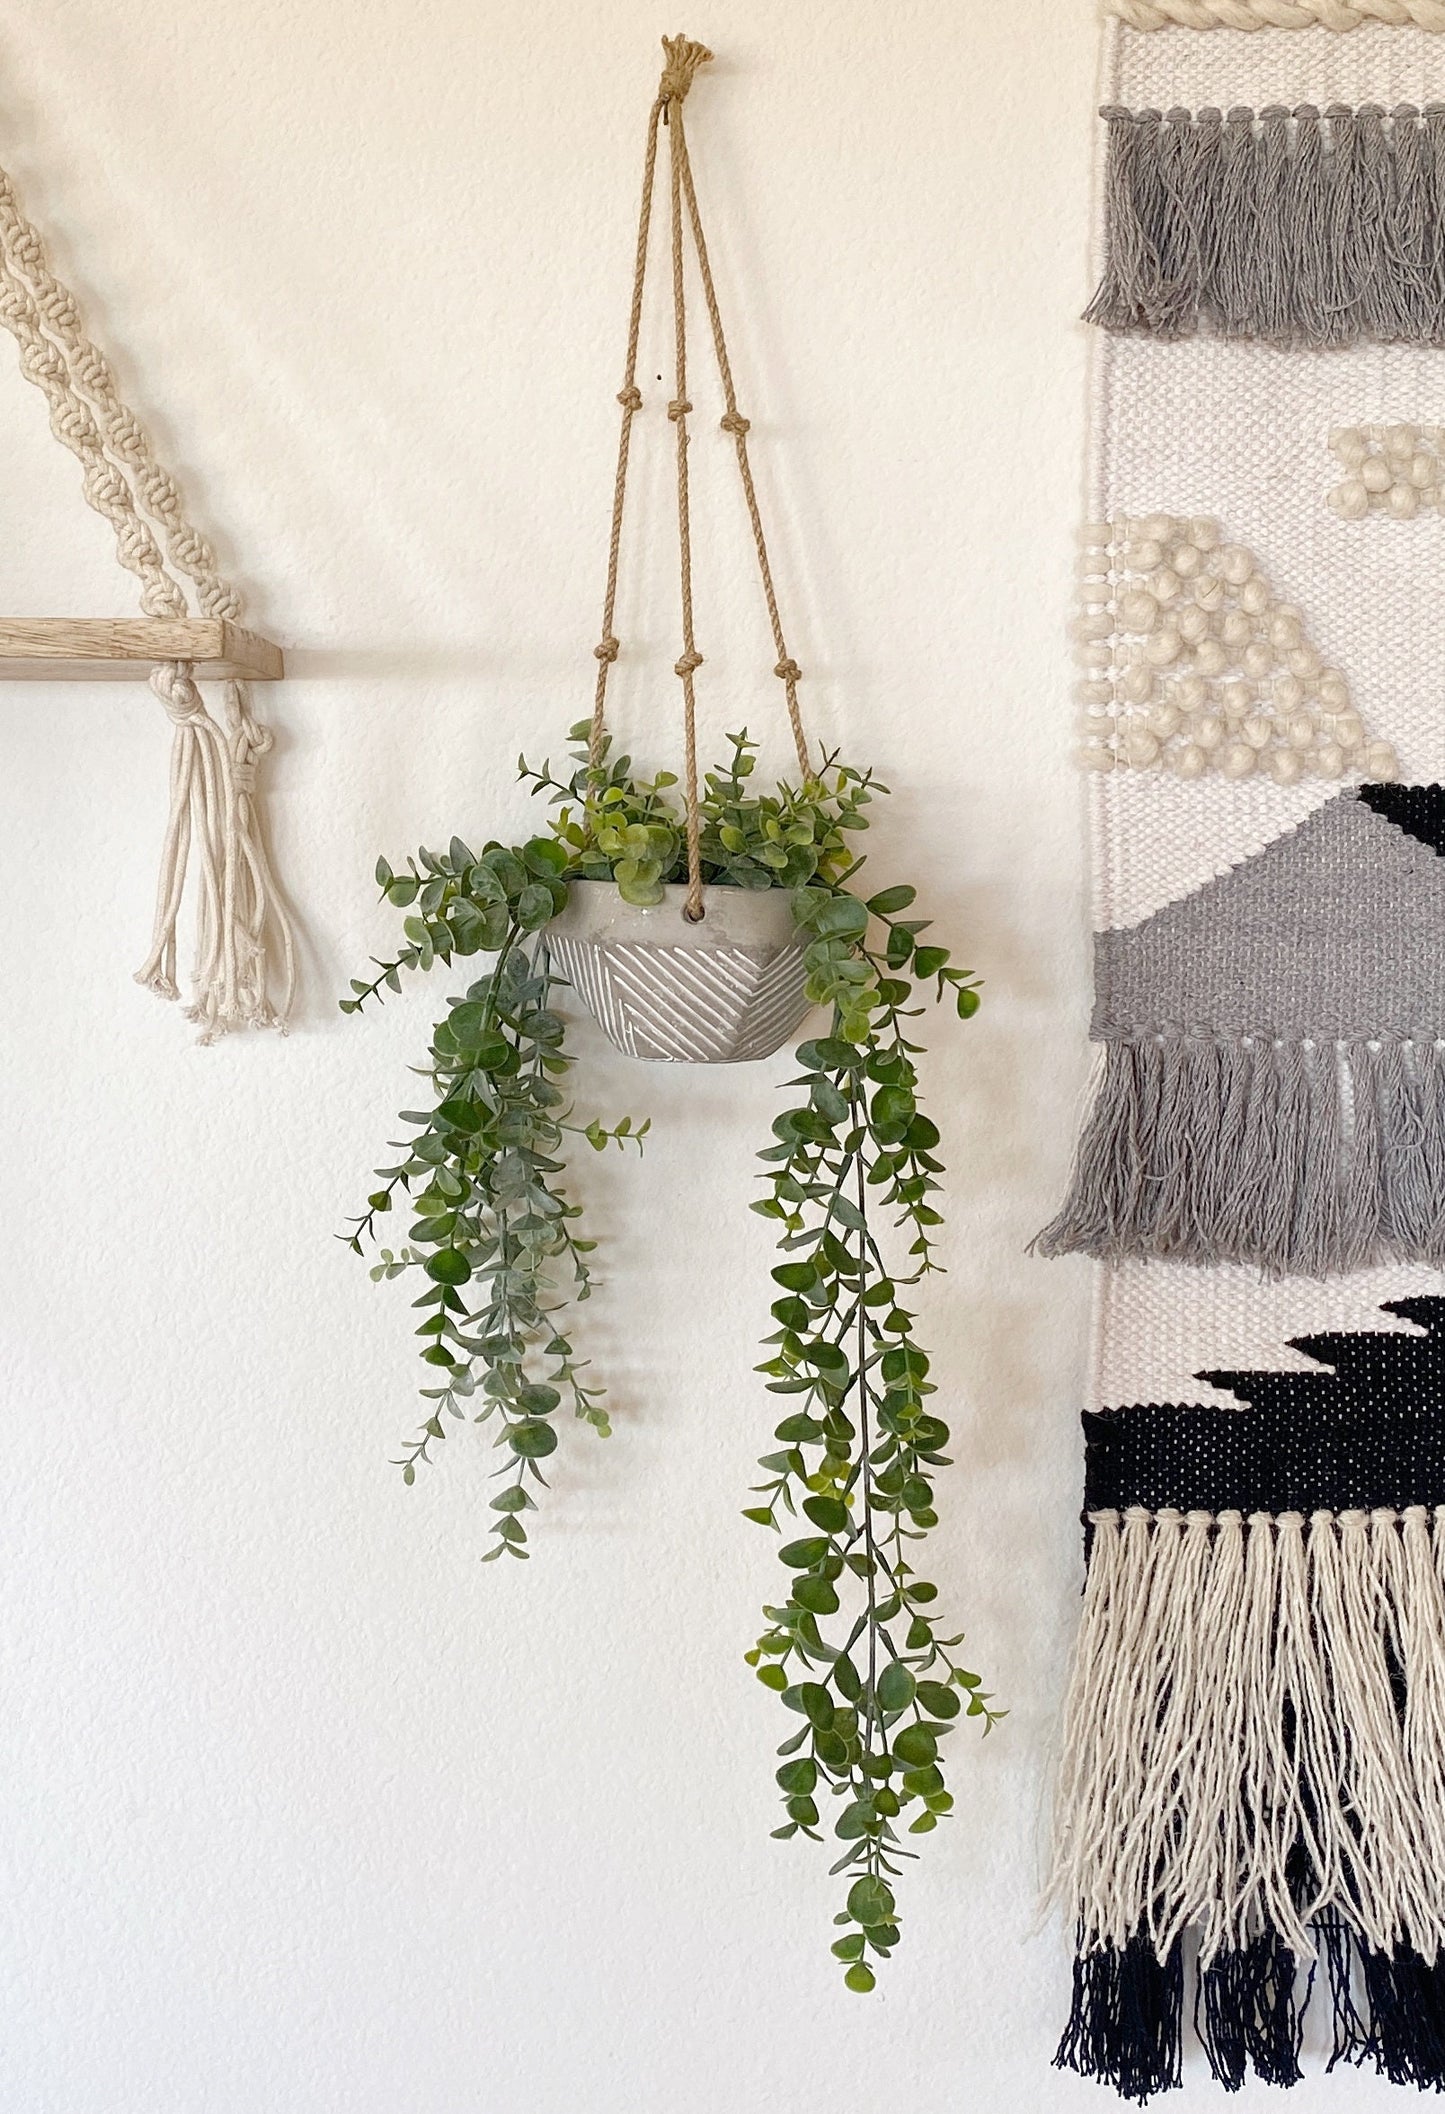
[586,33,815,923]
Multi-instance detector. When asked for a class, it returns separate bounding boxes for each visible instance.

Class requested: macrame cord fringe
[1053,1505,1445,2100]
[1089,104,1445,350]
[0,154,293,1038]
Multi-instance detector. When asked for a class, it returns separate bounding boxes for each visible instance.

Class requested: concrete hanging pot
[546,880,812,1063]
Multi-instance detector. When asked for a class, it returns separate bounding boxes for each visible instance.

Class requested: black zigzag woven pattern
[1083,1297,1445,1516]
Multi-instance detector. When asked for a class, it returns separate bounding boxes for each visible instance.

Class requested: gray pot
[545,880,814,1063]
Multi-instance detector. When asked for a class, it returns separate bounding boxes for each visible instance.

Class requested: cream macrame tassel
[0,149,293,1037]
[135,666,293,1038]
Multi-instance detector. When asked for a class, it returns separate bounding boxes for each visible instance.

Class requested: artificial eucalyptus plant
[343,729,1000,1988]
[343,29,999,1992]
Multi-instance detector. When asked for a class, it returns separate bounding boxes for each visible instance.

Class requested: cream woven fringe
[1051,1505,1445,1968]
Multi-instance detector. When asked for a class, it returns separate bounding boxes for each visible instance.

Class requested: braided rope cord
[1106,0,1445,27]
[587,34,813,924]
[0,156,293,1036]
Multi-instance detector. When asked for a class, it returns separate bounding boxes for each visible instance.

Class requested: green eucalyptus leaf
[508,1420,558,1459]
[876,1661,916,1713]
[866,884,916,916]
[424,1250,472,1286]
[846,1876,894,1928]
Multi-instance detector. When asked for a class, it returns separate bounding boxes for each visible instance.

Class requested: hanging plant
[342,35,1000,1990]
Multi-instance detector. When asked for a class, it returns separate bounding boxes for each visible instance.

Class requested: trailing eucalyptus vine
[342,730,999,1976]
[746,884,1001,1990]
[340,833,646,1560]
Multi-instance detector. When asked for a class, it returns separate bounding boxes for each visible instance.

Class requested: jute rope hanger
[588,34,813,924]
[0,147,293,1040]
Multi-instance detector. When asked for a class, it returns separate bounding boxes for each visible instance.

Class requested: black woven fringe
[1196,1931,1309,2092]
[1328,1920,1445,2090]
[1087,104,1445,349]
[1055,1934,1184,2105]
[1060,1925,1445,2099]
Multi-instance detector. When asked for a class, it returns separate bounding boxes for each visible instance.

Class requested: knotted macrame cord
[588,35,812,923]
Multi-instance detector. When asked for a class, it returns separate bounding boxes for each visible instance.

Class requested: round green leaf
[522,837,570,877]
[756,1665,789,1692]
[916,1681,961,1719]
[833,1655,863,1703]
[776,1758,817,1794]
[802,1495,848,1533]
[798,1683,834,1730]
[424,1249,472,1286]
[834,1801,877,1840]
[844,1963,877,1994]
[846,1876,894,1928]
[516,883,556,931]
[893,1724,937,1767]
[876,1661,916,1713]
[778,1537,830,1570]
[508,1420,558,1459]
[813,894,869,938]
[517,1383,562,1415]
[793,1576,840,1615]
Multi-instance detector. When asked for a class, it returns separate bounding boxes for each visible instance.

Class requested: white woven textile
[1082,26,1445,1390]
[1088,23,1445,932]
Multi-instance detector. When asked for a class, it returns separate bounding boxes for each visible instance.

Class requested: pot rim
[550,876,804,942]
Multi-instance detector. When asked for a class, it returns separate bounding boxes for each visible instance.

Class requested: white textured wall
[0,3,1162,2107]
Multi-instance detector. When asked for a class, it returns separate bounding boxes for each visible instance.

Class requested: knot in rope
[658,34,713,106]
[232,700,275,761]
[719,411,750,436]
[774,657,802,683]
[675,649,703,676]
[667,396,692,421]
[616,384,642,411]
[149,662,207,723]
[594,635,620,663]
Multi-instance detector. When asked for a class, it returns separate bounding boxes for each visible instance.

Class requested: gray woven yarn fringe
[1036,790,1445,1275]
[1088,104,1445,349]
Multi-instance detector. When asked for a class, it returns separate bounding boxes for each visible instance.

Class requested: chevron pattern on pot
[548,930,812,1063]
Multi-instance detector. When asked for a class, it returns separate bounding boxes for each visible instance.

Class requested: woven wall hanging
[1045,8,1445,2098]
[0,139,291,1038]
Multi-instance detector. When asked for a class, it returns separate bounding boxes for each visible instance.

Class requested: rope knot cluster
[674,649,703,676]
[150,663,208,724]
[594,635,620,663]
[774,657,802,683]
[616,384,643,411]
[658,34,714,104]
[667,396,692,421]
[720,411,750,436]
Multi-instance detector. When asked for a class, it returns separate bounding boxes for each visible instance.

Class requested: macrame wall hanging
[0,145,292,1039]
[1043,5,1445,2099]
